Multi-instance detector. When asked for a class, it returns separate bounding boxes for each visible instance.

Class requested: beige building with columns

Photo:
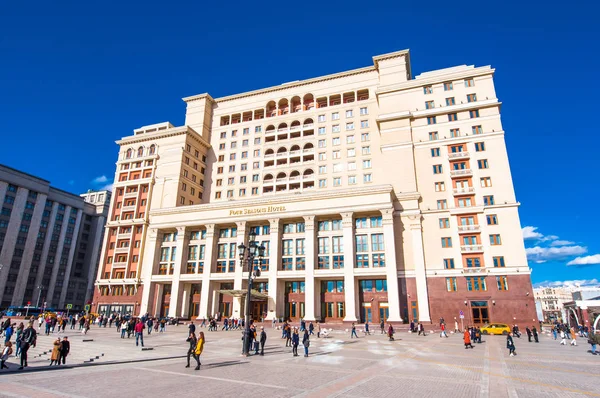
[93,49,537,325]
[0,164,110,311]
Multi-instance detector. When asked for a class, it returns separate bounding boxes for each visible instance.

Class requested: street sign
[459,310,464,316]
[66,304,73,309]
[84,304,91,312]
[459,315,465,319]
[27,301,31,305]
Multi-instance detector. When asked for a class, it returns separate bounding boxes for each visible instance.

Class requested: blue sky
[1,1,598,286]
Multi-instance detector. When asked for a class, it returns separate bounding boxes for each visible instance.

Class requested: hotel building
[0,164,110,310]
[92,49,537,325]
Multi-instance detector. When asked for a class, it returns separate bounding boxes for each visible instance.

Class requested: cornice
[116,126,211,149]
[181,93,215,104]
[376,99,500,125]
[151,184,396,217]
[375,65,495,96]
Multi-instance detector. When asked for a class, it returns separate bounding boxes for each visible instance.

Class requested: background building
[533,286,573,322]
[93,49,537,325]
[0,164,110,310]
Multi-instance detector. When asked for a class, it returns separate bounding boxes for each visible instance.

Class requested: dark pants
[187,349,195,366]
[528,335,531,342]
[534,335,539,343]
[292,344,298,356]
[20,342,30,367]
[60,353,68,364]
[260,341,265,355]
[136,332,144,347]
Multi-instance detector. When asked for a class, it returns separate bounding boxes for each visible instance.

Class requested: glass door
[361,303,372,323]
[470,301,489,324]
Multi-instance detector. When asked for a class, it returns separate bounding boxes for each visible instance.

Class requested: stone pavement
[0,324,598,397]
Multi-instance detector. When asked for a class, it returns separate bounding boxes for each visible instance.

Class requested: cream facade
[93,49,537,325]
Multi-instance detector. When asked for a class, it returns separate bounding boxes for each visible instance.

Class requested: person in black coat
[259,327,267,356]
[302,330,310,357]
[506,334,516,356]
[291,328,300,356]
[526,327,532,342]
[185,332,198,368]
[532,327,539,343]
[59,336,70,365]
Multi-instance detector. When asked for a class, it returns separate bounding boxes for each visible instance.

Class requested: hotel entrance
[470,301,489,324]
[284,281,305,321]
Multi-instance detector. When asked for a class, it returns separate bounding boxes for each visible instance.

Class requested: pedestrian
[454,319,459,333]
[292,327,300,357]
[507,334,516,357]
[388,324,395,341]
[135,319,145,347]
[302,330,310,357]
[147,318,153,335]
[552,326,558,340]
[14,323,23,357]
[418,323,426,336]
[185,331,198,368]
[3,323,13,344]
[588,331,599,355]
[18,322,36,370]
[1,341,12,369]
[271,318,276,328]
[464,329,474,349]
[259,326,267,356]
[309,322,315,336]
[380,319,385,334]
[120,321,127,338]
[189,321,196,336]
[365,321,370,336]
[351,322,358,338]
[193,331,205,370]
[560,329,567,345]
[512,325,521,338]
[532,326,539,343]
[59,337,70,365]
[440,323,448,338]
[50,338,61,366]
[526,327,532,342]
[317,322,321,338]
[159,318,166,333]
[285,324,292,347]
[37,315,43,333]
[570,327,577,346]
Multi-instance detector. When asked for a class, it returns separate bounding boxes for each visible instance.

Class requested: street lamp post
[238,231,265,356]
[35,285,44,309]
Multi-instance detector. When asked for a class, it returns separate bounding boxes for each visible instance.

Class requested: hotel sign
[229,205,287,216]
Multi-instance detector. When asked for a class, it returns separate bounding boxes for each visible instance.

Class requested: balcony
[458,225,481,233]
[450,169,473,178]
[117,232,132,239]
[114,247,130,254]
[123,191,139,199]
[453,187,475,195]
[448,151,470,160]
[122,205,136,212]
[460,244,484,253]
[112,261,127,268]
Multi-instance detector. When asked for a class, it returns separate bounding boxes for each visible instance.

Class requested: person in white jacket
[37,315,44,332]
[560,330,567,345]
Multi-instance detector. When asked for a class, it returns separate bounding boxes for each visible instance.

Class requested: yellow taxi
[480,323,511,335]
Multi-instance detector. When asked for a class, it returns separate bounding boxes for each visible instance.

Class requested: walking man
[18,322,36,370]
[365,321,370,335]
[380,319,385,334]
[532,326,539,343]
[351,323,358,338]
[135,319,145,347]
[59,336,70,365]
[526,327,532,342]
[259,326,267,355]
[440,323,448,338]
[507,333,516,357]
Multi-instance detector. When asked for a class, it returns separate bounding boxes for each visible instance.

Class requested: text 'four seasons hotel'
[92,49,537,326]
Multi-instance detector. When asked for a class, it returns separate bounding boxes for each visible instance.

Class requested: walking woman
[292,327,300,356]
[506,333,516,357]
[50,338,61,366]
[185,331,198,368]
[193,331,205,370]
[464,329,474,349]
[302,330,310,357]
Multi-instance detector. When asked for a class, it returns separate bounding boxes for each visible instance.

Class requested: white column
[12,192,47,306]
[198,224,216,319]
[405,213,431,322]
[381,208,402,322]
[341,212,358,322]
[267,218,281,320]
[303,216,316,321]
[153,283,164,316]
[46,205,73,306]
[168,226,187,317]
[181,283,192,318]
[232,221,246,318]
[0,186,28,304]
[139,228,161,315]
[58,209,83,308]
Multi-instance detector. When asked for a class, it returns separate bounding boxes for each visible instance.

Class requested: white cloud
[533,279,600,288]
[91,175,108,185]
[522,226,543,240]
[539,235,559,242]
[567,254,600,266]
[551,240,575,247]
[525,245,587,262]
[100,183,114,192]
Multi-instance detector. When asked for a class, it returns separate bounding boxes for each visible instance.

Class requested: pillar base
[384,316,403,323]
[343,316,358,322]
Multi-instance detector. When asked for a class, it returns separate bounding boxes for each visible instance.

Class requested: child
[1,341,13,369]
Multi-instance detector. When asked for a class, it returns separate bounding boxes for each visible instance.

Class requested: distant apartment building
[533,286,573,322]
[92,49,537,325]
[0,164,110,310]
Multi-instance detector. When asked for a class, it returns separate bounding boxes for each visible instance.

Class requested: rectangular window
[475,142,485,152]
[332,125,340,133]
[465,78,475,87]
[444,82,453,91]
[347,148,356,157]
[472,125,483,135]
[437,200,447,209]
[480,177,492,187]
[441,237,452,248]
[445,97,455,106]
[469,110,480,118]
[360,120,369,128]
[360,107,368,115]
[362,160,371,169]
[355,235,368,252]
[423,85,433,94]
[346,122,354,131]
[348,175,357,185]
[446,277,458,292]
[439,218,450,228]
[318,127,326,135]
[363,174,372,183]
[361,146,370,155]
[361,132,370,142]
[427,116,437,125]
[450,128,460,138]
[433,164,443,174]
[493,256,505,268]
[371,234,384,251]
[448,113,458,122]
[333,177,341,186]
[429,132,439,141]
[346,110,353,118]
[425,100,435,109]
[467,93,477,103]
[487,214,498,225]
[332,137,341,146]
[466,277,487,291]
[444,258,455,269]
[435,182,445,192]
[318,114,326,122]
[484,195,495,206]
[319,179,327,188]
[431,148,440,157]
[318,140,326,148]
[466,258,481,268]
[478,159,489,169]
[332,112,339,120]
[490,234,502,245]
[496,276,509,291]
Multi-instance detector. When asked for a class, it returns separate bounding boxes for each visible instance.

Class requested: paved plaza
[0,323,598,397]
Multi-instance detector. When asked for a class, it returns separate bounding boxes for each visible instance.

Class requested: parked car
[480,323,511,335]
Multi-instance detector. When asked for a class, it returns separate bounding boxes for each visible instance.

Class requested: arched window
[149,145,156,155]
[137,146,144,157]
[126,149,133,159]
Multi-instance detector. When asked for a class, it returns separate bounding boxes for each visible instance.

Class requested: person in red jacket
[134,319,145,347]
